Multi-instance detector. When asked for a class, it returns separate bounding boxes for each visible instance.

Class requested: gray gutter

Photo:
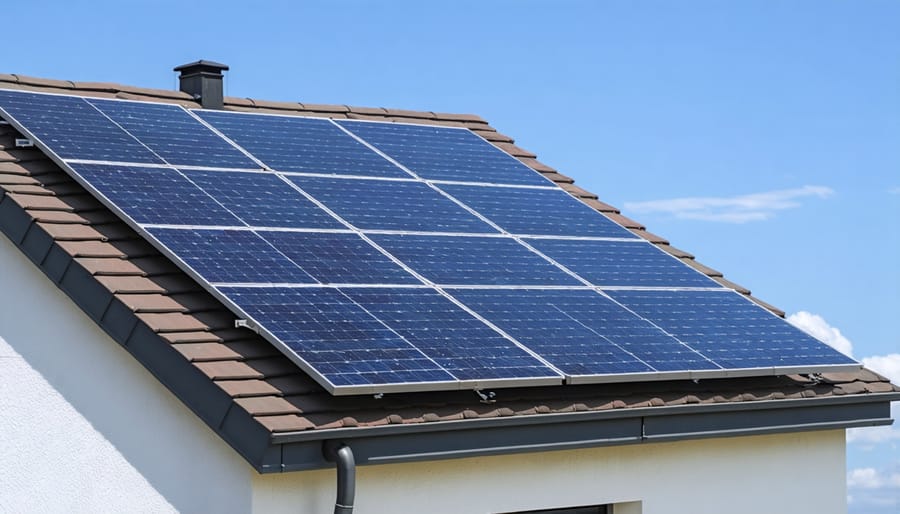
[271,392,899,473]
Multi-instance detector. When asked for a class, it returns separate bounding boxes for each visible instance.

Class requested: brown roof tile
[236,397,303,416]
[12,74,74,89]
[97,276,167,294]
[172,342,243,362]
[195,361,264,380]
[216,379,282,398]
[115,293,187,313]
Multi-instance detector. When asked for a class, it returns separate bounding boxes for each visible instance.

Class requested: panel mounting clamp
[234,319,260,333]
[475,389,496,404]
[15,138,34,148]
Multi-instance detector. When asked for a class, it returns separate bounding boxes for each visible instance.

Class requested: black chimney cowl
[174,60,229,110]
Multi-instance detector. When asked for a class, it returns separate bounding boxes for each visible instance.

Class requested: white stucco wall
[0,235,254,513]
[0,234,847,514]
[254,429,846,514]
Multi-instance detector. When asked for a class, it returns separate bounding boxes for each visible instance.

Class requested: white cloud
[889,187,900,195]
[624,185,834,223]
[863,354,900,384]
[787,311,854,356]
[847,466,900,491]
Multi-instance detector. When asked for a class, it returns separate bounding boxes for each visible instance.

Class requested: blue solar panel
[259,231,419,284]
[372,234,580,286]
[288,176,496,233]
[195,110,409,178]
[68,163,243,226]
[336,120,551,186]
[181,170,342,229]
[148,228,316,284]
[439,184,638,238]
[529,239,720,288]
[220,287,457,387]
[452,288,720,376]
[86,99,258,169]
[607,290,858,369]
[3,88,859,394]
[343,288,561,381]
[0,89,162,164]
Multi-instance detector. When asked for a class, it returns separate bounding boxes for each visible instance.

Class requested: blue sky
[5,1,899,510]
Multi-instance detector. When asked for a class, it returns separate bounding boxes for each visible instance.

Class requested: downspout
[323,442,356,514]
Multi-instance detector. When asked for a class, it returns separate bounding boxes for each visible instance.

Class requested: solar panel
[221,287,458,387]
[528,239,720,288]
[220,286,561,389]
[86,98,258,169]
[336,120,552,186]
[0,88,860,395]
[451,289,720,378]
[439,184,639,238]
[195,110,410,178]
[0,89,162,164]
[181,170,342,229]
[342,288,561,382]
[68,163,243,226]
[147,228,316,284]
[607,290,858,369]
[260,231,419,285]
[371,234,581,286]
[288,176,496,233]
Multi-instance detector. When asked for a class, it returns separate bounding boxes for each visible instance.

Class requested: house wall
[0,235,255,513]
[253,430,846,514]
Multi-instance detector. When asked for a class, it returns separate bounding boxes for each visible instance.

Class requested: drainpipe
[323,441,356,514]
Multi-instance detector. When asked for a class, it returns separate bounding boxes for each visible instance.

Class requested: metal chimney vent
[174,60,229,110]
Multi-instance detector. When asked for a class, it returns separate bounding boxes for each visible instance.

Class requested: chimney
[174,60,229,110]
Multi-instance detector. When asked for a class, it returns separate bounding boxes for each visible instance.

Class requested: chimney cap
[173,60,229,74]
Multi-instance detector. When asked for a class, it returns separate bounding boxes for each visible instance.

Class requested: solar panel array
[0,88,858,395]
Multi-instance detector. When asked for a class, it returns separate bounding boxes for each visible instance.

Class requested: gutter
[265,392,900,473]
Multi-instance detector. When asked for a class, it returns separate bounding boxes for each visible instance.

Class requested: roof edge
[266,392,897,473]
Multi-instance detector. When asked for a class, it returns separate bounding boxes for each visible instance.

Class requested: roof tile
[173,342,242,362]
[96,275,167,294]
[195,361,264,381]
[216,379,282,398]
[255,415,316,432]
[115,293,187,313]
[12,74,74,89]
[236,397,302,416]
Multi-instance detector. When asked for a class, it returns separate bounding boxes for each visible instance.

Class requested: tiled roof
[0,74,896,465]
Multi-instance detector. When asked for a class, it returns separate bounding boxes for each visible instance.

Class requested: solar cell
[287,176,496,233]
[0,89,162,164]
[68,163,243,226]
[452,288,719,377]
[529,239,720,288]
[336,120,551,186]
[607,290,858,369]
[439,184,638,238]
[343,288,561,381]
[182,170,342,229]
[372,234,580,286]
[220,287,458,387]
[86,98,257,169]
[259,231,419,284]
[195,110,409,177]
[148,228,316,284]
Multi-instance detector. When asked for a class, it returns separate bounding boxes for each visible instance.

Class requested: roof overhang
[245,393,899,473]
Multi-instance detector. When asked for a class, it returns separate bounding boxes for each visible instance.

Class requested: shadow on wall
[0,236,253,514]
